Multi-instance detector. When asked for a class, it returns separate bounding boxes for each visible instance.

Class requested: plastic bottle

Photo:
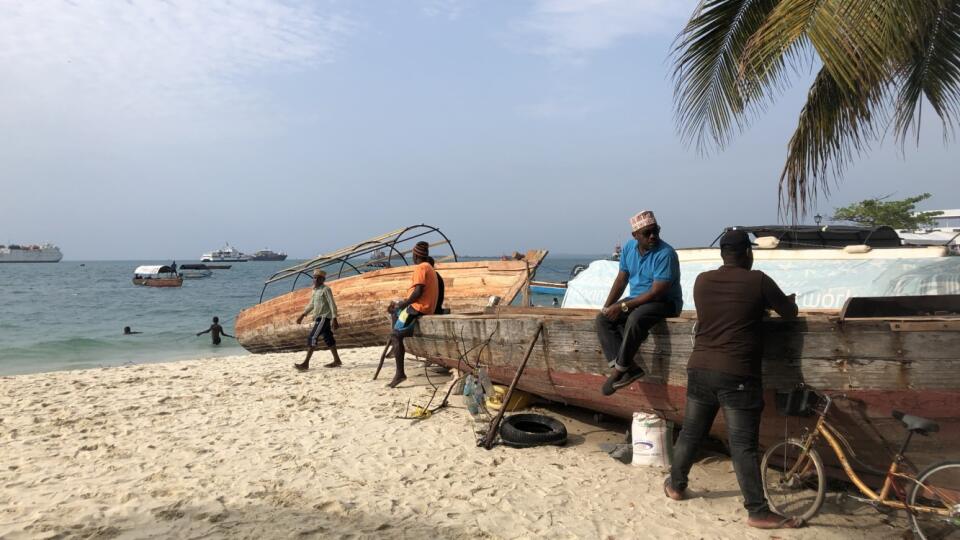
[464,375,479,415]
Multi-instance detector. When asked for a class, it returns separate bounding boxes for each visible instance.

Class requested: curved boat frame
[257,224,457,303]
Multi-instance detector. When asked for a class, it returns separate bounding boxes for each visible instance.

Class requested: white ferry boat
[0,243,62,263]
[201,243,250,262]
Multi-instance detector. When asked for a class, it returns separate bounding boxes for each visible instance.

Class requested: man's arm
[602,271,628,308]
[196,326,211,336]
[398,285,424,311]
[297,292,316,324]
[324,287,338,319]
[761,274,798,319]
[622,280,671,309]
[599,271,629,320]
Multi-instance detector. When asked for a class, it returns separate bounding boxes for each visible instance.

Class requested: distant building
[898,209,960,254]
[929,209,960,229]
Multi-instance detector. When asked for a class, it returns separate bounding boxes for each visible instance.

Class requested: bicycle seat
[892,410,939,435]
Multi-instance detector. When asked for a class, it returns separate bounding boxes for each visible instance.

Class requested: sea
[0,256,600,376]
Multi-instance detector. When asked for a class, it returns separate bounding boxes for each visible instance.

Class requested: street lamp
[814,214,823,226]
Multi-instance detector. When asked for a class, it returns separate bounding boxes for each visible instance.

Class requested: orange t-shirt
[409,262,439,314]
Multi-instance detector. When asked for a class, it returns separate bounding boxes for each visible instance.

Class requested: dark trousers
[595,301,677,370]
[670,368,769,517]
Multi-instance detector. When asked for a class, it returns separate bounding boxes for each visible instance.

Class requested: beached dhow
[235,224,546,353]
[406,297,960,483]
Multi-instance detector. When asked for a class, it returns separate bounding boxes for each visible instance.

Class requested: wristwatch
[620,302,629,313]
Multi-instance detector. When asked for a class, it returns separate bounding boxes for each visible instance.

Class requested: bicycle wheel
[909,460,960,540]
[761,439,826,521]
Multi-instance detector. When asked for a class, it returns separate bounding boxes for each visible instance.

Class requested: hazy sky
[2,0,956,260]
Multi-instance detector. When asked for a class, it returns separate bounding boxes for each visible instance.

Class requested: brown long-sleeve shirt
[687,265,797,379]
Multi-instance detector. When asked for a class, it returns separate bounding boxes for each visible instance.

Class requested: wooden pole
[479,322,544,449]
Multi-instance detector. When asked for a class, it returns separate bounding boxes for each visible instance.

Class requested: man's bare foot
[746,512,804,529]
[294,363,309,371]
[663,478,685,501]
[323,361,342,368]
[387,374,407,388]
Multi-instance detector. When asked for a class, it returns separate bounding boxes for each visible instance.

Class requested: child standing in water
[196,316,233,345]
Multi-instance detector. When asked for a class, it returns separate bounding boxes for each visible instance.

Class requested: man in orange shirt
[386,241,438,388]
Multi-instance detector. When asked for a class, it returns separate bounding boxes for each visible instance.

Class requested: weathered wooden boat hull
[235,259,541,353]
[406,308,960,480]
[132,278,183,287]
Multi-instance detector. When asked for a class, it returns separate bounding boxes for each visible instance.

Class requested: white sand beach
[1,349,906,539]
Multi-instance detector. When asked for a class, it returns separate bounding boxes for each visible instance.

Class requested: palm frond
[779,67,887,217]
[892,0,960,143]
[737,0,819,103]
[671,0,779,151]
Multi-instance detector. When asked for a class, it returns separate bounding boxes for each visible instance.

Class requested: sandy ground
[0,348,908,539]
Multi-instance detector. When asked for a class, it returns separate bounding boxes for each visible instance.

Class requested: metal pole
[479,322,544,450]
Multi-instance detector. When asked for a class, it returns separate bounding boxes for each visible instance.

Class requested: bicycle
[761,386,960,539]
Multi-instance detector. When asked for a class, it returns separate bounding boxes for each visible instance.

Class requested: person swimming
[123,326,142,335]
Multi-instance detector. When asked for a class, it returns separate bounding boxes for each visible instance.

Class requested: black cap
[719,230,753,251]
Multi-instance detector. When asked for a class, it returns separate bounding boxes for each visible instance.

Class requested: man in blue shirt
[597,210,682,395]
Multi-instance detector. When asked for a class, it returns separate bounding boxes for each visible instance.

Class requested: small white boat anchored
[201,243,250,262]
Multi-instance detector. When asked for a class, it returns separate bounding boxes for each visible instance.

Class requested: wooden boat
[132,265,183,287]
[235,253,545,353]
[406,297,960,482]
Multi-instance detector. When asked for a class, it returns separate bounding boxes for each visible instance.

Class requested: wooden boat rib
[405,302,960,481]
[235,252,546,353]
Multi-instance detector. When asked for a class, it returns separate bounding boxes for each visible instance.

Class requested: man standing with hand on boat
[294,269,341,371]
[386,241,439,388]
[664,229,802,530]
[596,210,682,395]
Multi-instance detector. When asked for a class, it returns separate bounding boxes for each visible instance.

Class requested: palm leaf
[671,0,780,151]
[892,0,960,143]
[779,67,887,216]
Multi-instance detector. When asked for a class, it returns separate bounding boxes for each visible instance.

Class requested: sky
[1,0,957,260]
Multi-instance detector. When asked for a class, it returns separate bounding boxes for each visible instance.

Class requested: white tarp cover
[562,257,960,311]
[133,265,172,276]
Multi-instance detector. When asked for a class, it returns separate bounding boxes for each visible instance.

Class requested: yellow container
[485,384,533,412]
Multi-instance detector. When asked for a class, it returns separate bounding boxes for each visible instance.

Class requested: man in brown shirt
[664,229,802,529]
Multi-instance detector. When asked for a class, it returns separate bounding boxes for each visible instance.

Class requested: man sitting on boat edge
[386,241,439,388]
[596,210,682,395]
[664,229,801,529]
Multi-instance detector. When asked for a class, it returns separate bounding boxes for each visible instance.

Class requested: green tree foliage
[831,193,943,229]
[672,1,960,217]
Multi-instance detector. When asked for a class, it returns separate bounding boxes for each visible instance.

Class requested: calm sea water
[0,256,598,376]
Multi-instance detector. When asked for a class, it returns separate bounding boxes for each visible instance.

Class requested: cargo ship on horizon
[250,248,287,261]
[0,243,63,263]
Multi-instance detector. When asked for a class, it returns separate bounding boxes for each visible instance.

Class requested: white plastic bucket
[631,411,672,468]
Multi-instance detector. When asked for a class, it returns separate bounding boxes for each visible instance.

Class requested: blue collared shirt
[619,238,683,311]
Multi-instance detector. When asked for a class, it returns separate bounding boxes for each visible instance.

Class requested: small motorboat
[179,264,213,279]
[132,265,183,287]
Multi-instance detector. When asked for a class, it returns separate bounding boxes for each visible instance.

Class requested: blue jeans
[669,368,769,517]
